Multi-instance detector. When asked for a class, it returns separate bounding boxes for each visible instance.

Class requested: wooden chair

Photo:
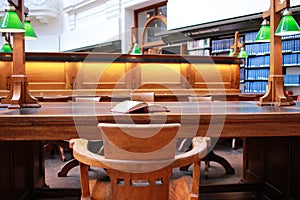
[71,123,208,200]
[130,92,155,102]
[184,96,235,177]
[57,96,101,177]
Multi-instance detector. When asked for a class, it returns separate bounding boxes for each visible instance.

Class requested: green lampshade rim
[0,10,25,33]
[130,44,142,55]
[0,43,13,53]
[238,51,248,58]
[275,15,300,36]
[25,35,38,40]
[24,21,38,40]
[255,25,270,42]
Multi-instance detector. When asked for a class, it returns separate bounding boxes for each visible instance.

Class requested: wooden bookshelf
[0,52,242,99]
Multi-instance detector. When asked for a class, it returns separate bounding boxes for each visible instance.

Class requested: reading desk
[0,101,299,199]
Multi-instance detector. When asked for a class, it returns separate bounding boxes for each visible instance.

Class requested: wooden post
[1,0,40,108]
[230,31,243,57]
[258,0,295,106]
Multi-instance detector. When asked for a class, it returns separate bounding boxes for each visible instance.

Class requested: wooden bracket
[258,75,295,106]
[263,0,289,19]
[230,31,244,57]
[1,75,40,108]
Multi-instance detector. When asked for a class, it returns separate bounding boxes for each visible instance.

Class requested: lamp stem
[258,0,295,106]
[12,0,24,74]
[270,0,282,76]
[128,26,138,54]
[1,0,40,108]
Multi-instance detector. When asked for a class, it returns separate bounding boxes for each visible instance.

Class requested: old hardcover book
[111,100,169,113]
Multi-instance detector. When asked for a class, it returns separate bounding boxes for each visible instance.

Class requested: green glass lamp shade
[24,19,37,40]
[275,9,300,36]
[228,49,234,56]
[255,19,270,42]
[0,6,25,33]
[0,43,13,53]
[238,47,248,58]
[130,43,142,55]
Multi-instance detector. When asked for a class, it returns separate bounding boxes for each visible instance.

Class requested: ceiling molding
[0,0,59,23]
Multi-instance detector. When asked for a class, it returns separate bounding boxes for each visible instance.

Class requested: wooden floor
[42,139,258,200]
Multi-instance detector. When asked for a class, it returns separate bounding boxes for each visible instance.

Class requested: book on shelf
[111,100,170,113]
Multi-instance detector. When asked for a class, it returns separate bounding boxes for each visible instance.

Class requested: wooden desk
[1,101,300,139]
[0,101,299,199]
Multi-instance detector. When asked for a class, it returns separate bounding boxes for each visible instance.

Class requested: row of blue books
[245,43,270,55]
[245,39,300,55]
[245,69,270,81]
[243,81,267,93]
[284,74,300,85]
[211,37,243,54]
[211,38,234,53]
[282,40,300,52]
[282,54,300,66]
[245,31,300,43]
[247,54,300,67]
[244,69,300,85]
[247,56,270,68]
[244,32,259,43]
[240,68,245,81]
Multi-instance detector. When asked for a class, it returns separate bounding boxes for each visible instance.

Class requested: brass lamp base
[258,75,295,106]
[1,75,40,109]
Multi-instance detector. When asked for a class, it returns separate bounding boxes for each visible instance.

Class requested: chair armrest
[173,137,208,168]
[71,138,175,173]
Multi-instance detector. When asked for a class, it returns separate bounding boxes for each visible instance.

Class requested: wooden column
[230,31,243,57]
[1,0,40,108]
[258,0,295,106]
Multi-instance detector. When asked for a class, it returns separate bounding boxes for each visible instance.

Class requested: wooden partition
[0,53,241,98]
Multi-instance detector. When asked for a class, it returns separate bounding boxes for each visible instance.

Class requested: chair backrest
[97,123,181,200]
[130,92,155,102]
[98,123,180,161]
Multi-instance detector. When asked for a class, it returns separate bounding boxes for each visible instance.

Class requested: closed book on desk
[111,100,169,113]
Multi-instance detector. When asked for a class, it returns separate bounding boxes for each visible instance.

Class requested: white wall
[59,0,166,52]
[59,0,119,51]
[0,0,166,52]
[2,0,300,52]
[0,0,61,52]
[167,0,300,30]
[25,15,61,52]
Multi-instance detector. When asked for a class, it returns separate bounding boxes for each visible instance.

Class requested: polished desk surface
[1,101,300,140]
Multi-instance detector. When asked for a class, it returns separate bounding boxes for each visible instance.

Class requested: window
[134,2,167,45]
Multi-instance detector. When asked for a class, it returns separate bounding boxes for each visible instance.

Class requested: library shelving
[161,29,300,94]
[186,38,211,56]
[244,31,300,93]
[210,35,246,91]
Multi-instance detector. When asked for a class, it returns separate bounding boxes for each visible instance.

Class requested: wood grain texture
[1,101,300,140]
[0,53,241,97]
